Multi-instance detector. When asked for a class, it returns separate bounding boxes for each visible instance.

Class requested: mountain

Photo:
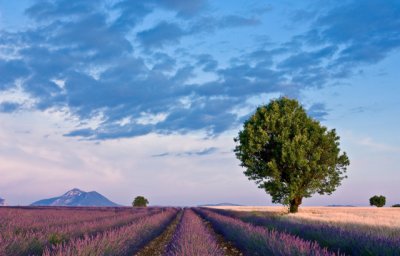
[0,197,5,206]
[31,188,119,207]
[198,203,242,207]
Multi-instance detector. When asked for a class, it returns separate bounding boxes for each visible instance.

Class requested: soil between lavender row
[134,210,183,256]
[201,216,244,256]
[134,208,243,256]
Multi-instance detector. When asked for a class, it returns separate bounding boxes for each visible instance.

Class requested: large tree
[234,97,349,213]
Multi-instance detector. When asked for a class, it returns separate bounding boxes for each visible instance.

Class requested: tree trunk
[289,197,302,213]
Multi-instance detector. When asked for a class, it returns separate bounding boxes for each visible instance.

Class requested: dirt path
[134,210,183,256]
[199,212,244,256]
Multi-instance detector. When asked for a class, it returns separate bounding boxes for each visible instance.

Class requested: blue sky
[0,0,399,206]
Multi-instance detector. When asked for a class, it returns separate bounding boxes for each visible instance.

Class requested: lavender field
[0,206,399,256]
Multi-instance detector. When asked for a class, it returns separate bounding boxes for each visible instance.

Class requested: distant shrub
[27,238,43,255]
[132,196,149,207]
[392,204,400,207]
[48,233,66,246]
[369,195,386,207]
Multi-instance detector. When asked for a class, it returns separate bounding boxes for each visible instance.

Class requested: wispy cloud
[307,103,329,121]
[358,137,400,153]
[137,22,186,49]
[152,147,218,157]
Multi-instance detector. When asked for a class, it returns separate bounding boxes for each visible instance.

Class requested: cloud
[278,46,337,71]
[137,14,260,49]
[272,0,400,89]
[189,15,261,35]
[290,9,318,23]
[152,147,218,157]
[189,147,218,156]
[152,52,177,72]
[307,103,329,121]
[0,102,21,113]
[25,0,99,21]
[196,54,218,72]
[152,152,170,157]
[111,1,153,31]
[0,60,29,89]
[358,137,400,153]
[345,132,400,153]
[64,128,95,138]
[250,5,273,16]
[0,0,398,140]
[305,0,400,65]
[217,15,260,28]
[153,0,208,18]
[137,22,186,49]
[64,124,154,140]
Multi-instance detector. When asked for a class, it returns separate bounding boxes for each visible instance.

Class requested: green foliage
[28,239,44,255]
[234,97,350,213]
[132,196,149,207]
[48,233,66,246]
[369,195,386,207]
[392,204,400,207]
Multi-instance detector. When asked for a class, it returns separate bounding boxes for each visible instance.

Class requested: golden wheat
[208,206,400,228]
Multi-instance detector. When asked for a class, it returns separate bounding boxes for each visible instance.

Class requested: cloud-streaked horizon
[0,0,399,206]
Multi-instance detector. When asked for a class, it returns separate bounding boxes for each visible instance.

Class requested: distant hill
[199,203,242,207]
[31,188,119,207]
[0,197,5,206]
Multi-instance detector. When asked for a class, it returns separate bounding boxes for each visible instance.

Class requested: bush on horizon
[369,195,386,207]
[132,196,149,207]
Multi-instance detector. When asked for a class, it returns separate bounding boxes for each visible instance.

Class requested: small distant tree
[369,195,386,207]
[132,196,149,207]
[392,204,400,207]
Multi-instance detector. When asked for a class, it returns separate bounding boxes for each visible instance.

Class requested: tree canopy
[370,195,386,207]
[132,196,149,207]
[234,97,350,213]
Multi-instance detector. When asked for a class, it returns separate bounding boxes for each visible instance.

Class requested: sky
[0,0,399,207]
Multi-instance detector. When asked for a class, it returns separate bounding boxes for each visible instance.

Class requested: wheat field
[208,206,400,228]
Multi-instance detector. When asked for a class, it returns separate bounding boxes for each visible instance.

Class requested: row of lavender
[165,209,224,256]
[195,208,337,256]
[209,208,400,256]
[44,208,178,256]
[0,207,171,256]
[0,207,159,235]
